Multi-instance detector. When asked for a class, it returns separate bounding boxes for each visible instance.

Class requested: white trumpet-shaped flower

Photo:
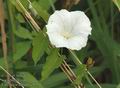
[46,9,92,50]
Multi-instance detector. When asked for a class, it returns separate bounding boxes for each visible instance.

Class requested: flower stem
[69,50,102,88]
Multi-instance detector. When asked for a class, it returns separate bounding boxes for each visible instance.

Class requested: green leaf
[10,0,23,13]
[18,72,44,88]
[0,83,8,88]
[0,58,5,68]
[20,0,29,9]
[113,0,120,11]
[16,14,25,23]
[13,41,31,62]
[12,0,29,12]
[32,1,49,22]
[74,64,86,85]
[41,49,63,81]
[42,72,67,88]
[33,0,56,11]
[14,26,33,39]
[32,32,48,64]
[117,84,120,88]
[14,61,27,70]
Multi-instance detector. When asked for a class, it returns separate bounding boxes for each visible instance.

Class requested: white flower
[46,9,92,50]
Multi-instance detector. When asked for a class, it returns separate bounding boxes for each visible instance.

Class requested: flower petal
[70,11,92,35]
[70,11,91,26]
[47,9,72,33]
[67,35,88,50]
[47,32,68,47]
[46,23,63,33]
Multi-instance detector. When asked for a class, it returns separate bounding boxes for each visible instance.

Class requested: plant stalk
[69,50,102,88]
[0,66,24,88]
[0,0,12,88]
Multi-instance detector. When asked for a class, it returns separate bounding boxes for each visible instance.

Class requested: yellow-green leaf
[32,1,49,22]
[113,0,120,11]
[13,41,31,62]
[41,49,63,81]
[18,72,44,88]
[32,32,48,64]
[74,64,86,85]
[14,26,33,39]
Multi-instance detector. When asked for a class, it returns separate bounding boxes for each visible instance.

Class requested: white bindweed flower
[46,9,92,50]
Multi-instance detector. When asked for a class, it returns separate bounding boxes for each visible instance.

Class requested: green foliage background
[0,0,120,88]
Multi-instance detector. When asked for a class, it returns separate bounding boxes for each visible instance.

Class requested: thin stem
[60,65,77,88]
[87,71,101,88]
[111,0,114,39]
[61,62,82,88]
[16,0,41,32]
[0,0,12,87]
[69,50,82,65]
[63,60,76,78]
[85,0,99,13]
[6,0,16,46]
[48,0,56,11]
[0,66,24,88]
[61,64,74,82]
[69,50,102,88]
[63,60,83,88]
[6,0,17,77]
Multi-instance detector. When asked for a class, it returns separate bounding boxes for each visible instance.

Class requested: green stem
[69,50,102,88]
[48,0,56,11]
[69,50,82,65]
[6,0,16,76]
[85,75,95,88]
[111,0,114,39]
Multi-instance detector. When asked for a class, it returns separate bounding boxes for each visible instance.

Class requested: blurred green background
[0,0,120,88]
